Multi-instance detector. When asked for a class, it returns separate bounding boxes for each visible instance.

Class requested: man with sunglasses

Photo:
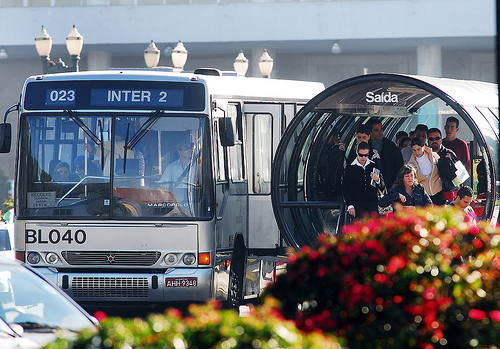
[343,142,385,219]
[427,128,459,203]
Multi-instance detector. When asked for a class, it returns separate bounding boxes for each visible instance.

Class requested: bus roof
[24,69,325,103]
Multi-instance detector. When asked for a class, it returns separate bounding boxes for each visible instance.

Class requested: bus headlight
[27,252,41,264]
[183,253,196,265]
[45,252,59,264]
[164,253,178,265]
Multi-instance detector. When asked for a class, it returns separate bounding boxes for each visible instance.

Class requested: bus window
[227,103,244,182]
[214,119,227,183]
[250,113,272,194]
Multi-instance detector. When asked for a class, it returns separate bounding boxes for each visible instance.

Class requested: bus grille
[71,277,149,298]
[62,251,161,266]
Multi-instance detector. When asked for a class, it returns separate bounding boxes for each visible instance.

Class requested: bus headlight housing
[164,253,178,265]
[183,253,196,265]
[45,252,59,264]
[27,252,41,264]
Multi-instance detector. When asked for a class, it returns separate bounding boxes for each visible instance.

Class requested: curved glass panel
[273,74,499,249]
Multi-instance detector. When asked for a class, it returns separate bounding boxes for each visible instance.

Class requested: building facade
[0,0,495,181]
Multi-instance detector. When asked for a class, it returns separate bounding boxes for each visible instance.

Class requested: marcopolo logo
[365,91,398,103]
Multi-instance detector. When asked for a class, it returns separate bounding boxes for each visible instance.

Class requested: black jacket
[378,183,432,208]
[369,137,404,189]
[343,160,385,207]
[317,144,345,200]
[436,146,460,192]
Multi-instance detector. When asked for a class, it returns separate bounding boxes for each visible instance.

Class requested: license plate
[165,277,198,288]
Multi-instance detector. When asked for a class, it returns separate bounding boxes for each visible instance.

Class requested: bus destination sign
[24,80,205,111]
[90,89,184,108]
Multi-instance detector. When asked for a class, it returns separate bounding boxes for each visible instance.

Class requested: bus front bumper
[36,267,213,303]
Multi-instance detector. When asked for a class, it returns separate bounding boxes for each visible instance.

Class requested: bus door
[244,103,283,250]
[214,102,247,250]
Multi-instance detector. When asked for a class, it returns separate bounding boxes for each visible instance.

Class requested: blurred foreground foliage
[265,205,500,348]
[44,299,343,349]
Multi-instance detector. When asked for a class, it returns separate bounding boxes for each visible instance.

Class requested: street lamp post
[144,40,160,68]
[233,51,249,76]
[35,25,83,74]
[171,41,188,70]
[258,49,273,78]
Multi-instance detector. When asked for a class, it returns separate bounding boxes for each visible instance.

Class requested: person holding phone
[343,142,385,218]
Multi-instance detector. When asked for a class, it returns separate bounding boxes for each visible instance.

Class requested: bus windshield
[18,112,213,220]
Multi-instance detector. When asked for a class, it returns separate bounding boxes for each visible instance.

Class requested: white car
[0,223,14,260]
[0,257,98,348]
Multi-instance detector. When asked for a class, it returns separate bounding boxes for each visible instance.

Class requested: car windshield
[0,263,95,333]
[18,113,213,219]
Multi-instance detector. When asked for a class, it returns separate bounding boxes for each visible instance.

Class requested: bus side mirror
[0,123,12,153]
[219,118,235,147]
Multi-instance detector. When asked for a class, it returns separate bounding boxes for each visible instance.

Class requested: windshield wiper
[65,110,105,171]
[121,110,162,175]
[122,122,131,174]
[125,110,163,151]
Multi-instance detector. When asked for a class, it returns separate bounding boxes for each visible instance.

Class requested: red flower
[374,273,387,283]
[489,310,500,322]
[423,286,437,300]
[472,238,483,249]
[469,309,487,320]
[386,256,406,274]
[93,310,107,322]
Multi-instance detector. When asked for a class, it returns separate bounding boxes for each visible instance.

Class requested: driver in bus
[159,140,196,205]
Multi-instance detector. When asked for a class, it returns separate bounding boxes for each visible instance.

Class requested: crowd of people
[319,116,479,224]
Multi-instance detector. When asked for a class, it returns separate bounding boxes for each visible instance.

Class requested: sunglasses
[428,137,441,141]
[357,152,369,158]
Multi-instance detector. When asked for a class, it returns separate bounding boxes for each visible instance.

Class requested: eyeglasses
[357,152,369,158]
[57,169,69,174]
[178,147,193,151]
[428,137,441,141]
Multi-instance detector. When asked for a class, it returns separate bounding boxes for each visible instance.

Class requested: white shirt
[160,159,191,202]
[351,157,373,170]
[416,153,432,181]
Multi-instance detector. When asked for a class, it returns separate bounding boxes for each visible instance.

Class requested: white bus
[0,68,324,308]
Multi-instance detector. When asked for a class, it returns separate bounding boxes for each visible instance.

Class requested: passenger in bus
[82,123,134,176]
[343,142,385,218]
[159,140,196,204]
[52,162,80,182]
[378,164,432,209]
[317,128,346,201]
[449,185,477,225]
[427,128,460,203]
[367,118,403,189]
[74,155,102,179]
[408,137,445,205]
[443,116,470,171]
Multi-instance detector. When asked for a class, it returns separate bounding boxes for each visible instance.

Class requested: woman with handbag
[379,164,432,209]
